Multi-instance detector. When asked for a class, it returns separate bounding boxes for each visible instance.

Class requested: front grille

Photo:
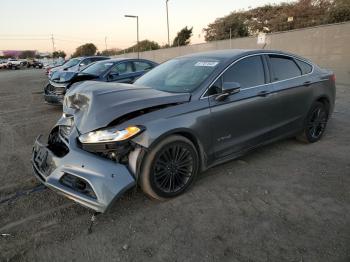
[46,83,65,95]
[48,129,69,157]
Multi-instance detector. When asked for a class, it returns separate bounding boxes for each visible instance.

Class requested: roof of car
[179,49,291,60]
[94,58,155,63]
[73,56,110,60]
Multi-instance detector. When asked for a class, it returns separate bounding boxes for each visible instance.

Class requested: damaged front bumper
[31,129,136,213]
[43,82,66,105]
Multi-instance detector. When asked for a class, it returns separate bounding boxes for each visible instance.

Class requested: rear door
[267,54,315,133]
[208,55,280,159]
[107,61,136,83]
[133,60,155,80]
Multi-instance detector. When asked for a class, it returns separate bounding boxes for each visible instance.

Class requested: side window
[134,61,153,72]
[223,56,265,89]
[295,59,313,75]
[80,59,91,67]
[94,57,107,62]
[110,62,134,75]
[269,55,302,81]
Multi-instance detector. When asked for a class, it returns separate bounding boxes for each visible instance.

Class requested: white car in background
[7,59,23,69]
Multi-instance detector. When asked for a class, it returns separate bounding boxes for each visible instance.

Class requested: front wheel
[297,101,329,143]
[140,135,199,200]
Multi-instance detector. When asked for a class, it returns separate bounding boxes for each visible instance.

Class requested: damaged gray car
[32,49,336,212]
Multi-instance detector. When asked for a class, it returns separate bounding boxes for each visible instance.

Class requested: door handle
[257,90,269,97]
[303,81,312,86]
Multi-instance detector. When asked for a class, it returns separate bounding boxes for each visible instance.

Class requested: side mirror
[108,72,119,80]
[215,82,241,101]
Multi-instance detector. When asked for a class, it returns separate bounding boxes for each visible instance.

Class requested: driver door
[208,55,278,159]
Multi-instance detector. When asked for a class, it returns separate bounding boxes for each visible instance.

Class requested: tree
[203,0,345,41]
[328,0,350,23]
[72,43,97,57]
[204,13,248,41]
[52,50,66,58]
[172,26,193,47]
[100,48,122,56]
[19,50,36,59]
[121,40,161,54]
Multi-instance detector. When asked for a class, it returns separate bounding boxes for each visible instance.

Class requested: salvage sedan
[44,58,157,105]
[32,49,336,212]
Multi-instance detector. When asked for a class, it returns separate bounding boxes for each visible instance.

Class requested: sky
[0,0,295,55]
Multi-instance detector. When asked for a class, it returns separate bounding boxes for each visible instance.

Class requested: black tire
[297,101,329,143]
[140,135,199,200]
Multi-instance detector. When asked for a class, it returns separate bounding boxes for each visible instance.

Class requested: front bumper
[31,131,136,213]
[44,94,64,105]
[43,83,66,105]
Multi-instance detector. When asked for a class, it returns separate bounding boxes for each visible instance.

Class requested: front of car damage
[32,81,191,212]
[44,70,98,105]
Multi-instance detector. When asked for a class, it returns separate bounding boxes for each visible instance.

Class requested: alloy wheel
[307,106,328,140]
[152,144,195,194]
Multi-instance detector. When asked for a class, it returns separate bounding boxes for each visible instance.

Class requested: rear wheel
[297,101,329,143]
[140,135,199,200]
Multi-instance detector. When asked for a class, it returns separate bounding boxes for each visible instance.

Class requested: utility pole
[51,34,55,62]
[125,15,139,59]
[166,0,170,47]
[230,28,232,49]
[105,36,108,51]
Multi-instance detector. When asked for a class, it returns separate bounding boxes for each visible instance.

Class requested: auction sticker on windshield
[195,61,219,67]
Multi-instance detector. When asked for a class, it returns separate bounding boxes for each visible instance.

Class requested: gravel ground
[0,69,349,262]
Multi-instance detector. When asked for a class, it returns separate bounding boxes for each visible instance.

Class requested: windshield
[135,58,222,93]
[63,58,81,68]
[82,61,114,76]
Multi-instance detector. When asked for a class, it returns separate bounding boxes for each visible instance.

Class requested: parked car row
[45,60,66,75]
[32,49,336,213]
[44,58,157,105]
[0,58,43,69]
[47,56,110,78]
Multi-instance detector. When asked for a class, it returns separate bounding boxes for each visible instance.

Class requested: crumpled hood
[64,81,191,134]
[51,71,77,83]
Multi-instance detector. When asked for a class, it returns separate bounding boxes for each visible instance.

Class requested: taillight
[330,74,336,83]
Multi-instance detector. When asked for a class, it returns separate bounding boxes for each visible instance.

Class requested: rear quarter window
[269,55,302,82]
[295,59,313,75]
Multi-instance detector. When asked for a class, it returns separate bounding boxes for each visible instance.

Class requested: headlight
[78,126,143,144]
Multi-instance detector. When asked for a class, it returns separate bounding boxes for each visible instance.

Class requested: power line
[0,38,49,41]
[0,34,49,37]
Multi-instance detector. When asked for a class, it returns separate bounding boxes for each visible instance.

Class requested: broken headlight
[78,126,144,144]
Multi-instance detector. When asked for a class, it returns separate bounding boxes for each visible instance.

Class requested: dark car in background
[32,49,335,212]
[44,58,157,105]
[27,59,43,69]
[48,56,110,78]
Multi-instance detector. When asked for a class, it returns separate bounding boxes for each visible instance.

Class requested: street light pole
[125,15,139,59]
[166,0,170,47]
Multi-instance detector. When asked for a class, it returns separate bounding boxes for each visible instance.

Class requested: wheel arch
[146,128,207,172]
[315,96,330,112]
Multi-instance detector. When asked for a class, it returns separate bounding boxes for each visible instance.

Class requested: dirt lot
[0,69,349,262]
